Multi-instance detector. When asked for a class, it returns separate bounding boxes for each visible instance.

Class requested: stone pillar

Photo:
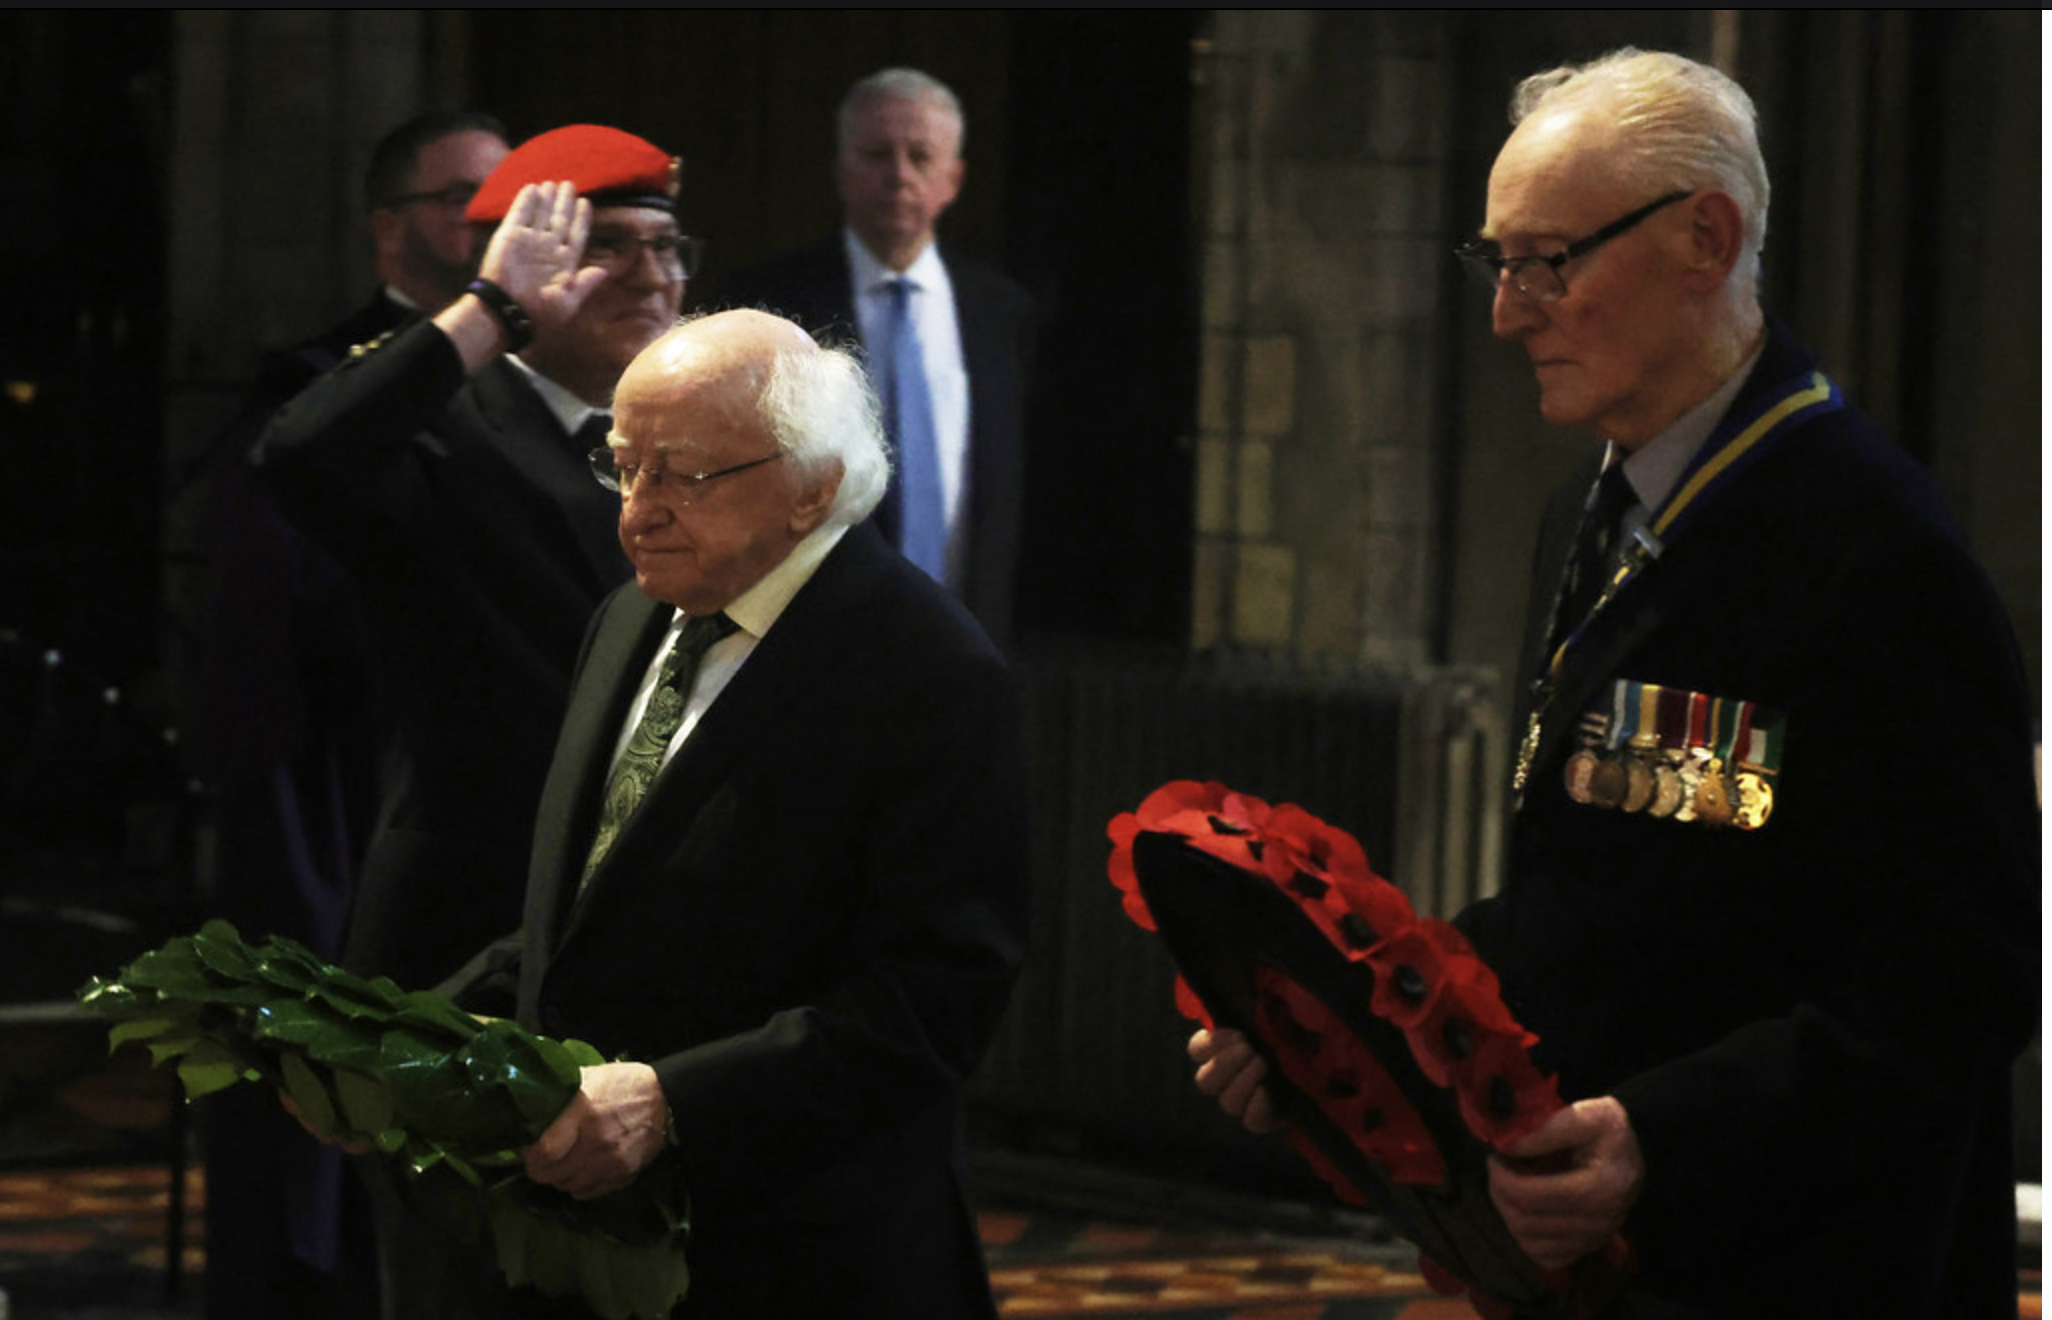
[1189,12,1455,670]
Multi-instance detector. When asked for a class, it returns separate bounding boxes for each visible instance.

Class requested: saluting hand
[476,180,609,329]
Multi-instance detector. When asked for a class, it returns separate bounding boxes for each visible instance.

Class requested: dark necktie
[1550,463,1636,654]
[883,278,946,579]
[580,612,738,888]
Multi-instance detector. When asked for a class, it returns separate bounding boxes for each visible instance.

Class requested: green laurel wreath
[76,920,689,1320]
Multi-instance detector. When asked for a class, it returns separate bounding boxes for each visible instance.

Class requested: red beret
[466,124,679,223]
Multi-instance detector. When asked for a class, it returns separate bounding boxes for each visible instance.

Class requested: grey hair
[760,337,892,528]
[836,67,965,155]
[1511,48,1769,279]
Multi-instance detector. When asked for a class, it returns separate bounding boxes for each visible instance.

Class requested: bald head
[608,311,890,612]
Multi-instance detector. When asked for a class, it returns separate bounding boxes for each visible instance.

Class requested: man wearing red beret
[251,124,692,1318]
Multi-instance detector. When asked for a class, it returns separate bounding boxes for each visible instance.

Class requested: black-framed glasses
[1455,189,1692,303]
[378,181,482,211]
[589,447,783,502]
[581,230,705,281]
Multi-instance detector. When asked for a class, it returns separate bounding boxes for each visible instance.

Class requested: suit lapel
[470,361,627,593]
[563,531,888,926]
[536,592,672,937]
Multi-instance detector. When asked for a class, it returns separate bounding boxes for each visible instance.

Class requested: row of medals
[1563,717,1775,830]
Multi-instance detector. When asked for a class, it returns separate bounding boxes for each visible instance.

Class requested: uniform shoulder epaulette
[346,329,399,361]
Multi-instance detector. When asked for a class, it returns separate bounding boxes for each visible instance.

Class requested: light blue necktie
[884,278,946,579]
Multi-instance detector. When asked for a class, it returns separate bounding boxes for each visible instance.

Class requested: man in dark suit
[720,68,1034,648]
[253,127,698,1320]
[1192,49,2036,1318]
[252,126,690,992]
[443,309,1030,1317]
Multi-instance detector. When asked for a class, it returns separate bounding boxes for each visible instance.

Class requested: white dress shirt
[845,230,972,585]
[605,524,849,774]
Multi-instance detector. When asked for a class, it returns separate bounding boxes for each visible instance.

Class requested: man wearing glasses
[443,309,1028,1317]
[252,123,696,1317]
[1195,49,2034,1318]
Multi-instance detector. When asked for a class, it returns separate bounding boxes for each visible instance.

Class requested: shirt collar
[844,227,948,296]
[688,523,849,642]
[1613,339,1768,513]
[502,353,606,438]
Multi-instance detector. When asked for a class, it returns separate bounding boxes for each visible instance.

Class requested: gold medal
[1694,757,1735,828]
[1734,771,1775,830]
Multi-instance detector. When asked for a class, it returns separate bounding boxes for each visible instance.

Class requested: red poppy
[1105,810,1157,931]
[1363,923,1450,1030]
[1254,968,1445,1187]
[1454,1025,1561,1149]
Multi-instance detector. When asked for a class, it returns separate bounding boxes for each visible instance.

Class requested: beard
[395,223,479,312]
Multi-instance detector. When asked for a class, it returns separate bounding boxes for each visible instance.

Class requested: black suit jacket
[718,238,1033,649]
[1464,320,2038,1317]
[251,324,631,988]
[450,525,1030,1318]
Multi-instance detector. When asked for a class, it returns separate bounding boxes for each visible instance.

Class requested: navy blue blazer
[718,238,1034,649]
[1465,320,2038,1317]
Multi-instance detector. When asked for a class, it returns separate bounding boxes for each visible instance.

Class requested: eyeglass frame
[589,446,784,502]
[1455,189,1693,303]
[580,229,706,281]
[377,182,483,211]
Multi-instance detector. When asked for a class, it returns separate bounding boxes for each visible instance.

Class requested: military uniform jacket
[251,324,631,987]
[1463,320,2039,1317]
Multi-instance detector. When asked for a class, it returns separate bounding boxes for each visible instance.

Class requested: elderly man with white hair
[445,308,1031,1319]
[1194,48,2036,1319]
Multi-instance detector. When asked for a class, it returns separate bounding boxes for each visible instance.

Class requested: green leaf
[108,1016,184,1051]
[145,1033,206,1067]
[248,998,341,1049]
[575,1232,626,1320]
[122,940,211,995]
[178,1055,247,1099]
[191,923,260,981]
[394,990,485,1045]
[332,1068,395,1135]
[606,1239,691,1320]
[279,1052,338,1137]
[310,971,406,1021]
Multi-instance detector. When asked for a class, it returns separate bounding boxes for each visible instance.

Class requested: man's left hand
[522,1062,669,1200]
[1487,1096,1643,1272]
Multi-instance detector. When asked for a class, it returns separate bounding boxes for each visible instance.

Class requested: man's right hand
[1189,1027,1281,1134]
[434,180,608,368]
[475,180,609,327]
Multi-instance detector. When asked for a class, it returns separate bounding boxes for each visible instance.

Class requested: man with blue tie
[722,68,1035,649]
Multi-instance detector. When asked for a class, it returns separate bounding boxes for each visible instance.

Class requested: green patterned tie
[580,612,738,887]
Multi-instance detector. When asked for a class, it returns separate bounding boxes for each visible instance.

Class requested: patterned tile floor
[0,1161,2039,1320]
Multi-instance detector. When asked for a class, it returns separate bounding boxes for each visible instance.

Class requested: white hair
[760,338,892,528]
[1511,48,1770,280]
[836,67,965,155]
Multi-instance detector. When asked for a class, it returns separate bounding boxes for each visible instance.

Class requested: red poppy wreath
[1108,780,1630,1319]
